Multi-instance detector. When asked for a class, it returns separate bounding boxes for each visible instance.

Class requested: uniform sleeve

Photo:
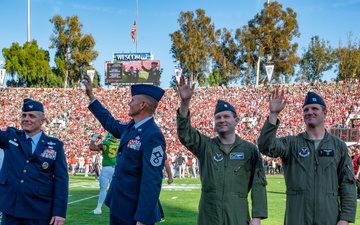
[88,99,127,139]
[52,141,69,218]
[250,148,268,219]
[134,129,166,224]
[337,141,357,223]
[257,118,289,158]
[176,109,210,157]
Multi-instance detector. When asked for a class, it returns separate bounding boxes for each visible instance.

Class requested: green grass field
[65,175,360,225]
[28,175,360,224]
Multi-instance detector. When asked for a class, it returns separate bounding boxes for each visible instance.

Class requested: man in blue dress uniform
[0,98,68,225]
[83,74,166,225]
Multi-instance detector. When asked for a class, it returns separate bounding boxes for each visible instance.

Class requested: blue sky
[1,0,360,88]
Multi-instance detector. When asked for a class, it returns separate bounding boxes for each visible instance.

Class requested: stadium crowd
[0,79,359,175]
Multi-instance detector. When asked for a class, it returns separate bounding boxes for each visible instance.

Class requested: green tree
[337,33,360,81]
[2,40,62,87]
[236,1,300,85]
[296,36,336,82]
[50,15,99,88]
[169,9,217,86]
[211,28,242,86]
[207,67,226,87]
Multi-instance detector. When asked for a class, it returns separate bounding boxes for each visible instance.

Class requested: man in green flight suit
[88,133,119,215]
[176,74,267,225]
[258,89,357,225]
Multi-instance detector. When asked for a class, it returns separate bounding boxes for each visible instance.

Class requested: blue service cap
[214,100,237,116]
[303,92,326,108]
[131,84,165,102]
[22,98,44,112]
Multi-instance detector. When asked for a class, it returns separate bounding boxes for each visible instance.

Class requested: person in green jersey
[88,133,119,215]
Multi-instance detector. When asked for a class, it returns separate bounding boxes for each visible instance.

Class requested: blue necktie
[27,138,33,156]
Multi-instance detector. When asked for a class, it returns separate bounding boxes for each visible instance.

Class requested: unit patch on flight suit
[150,145,164,167]
[230,153,244,159]
[319,149,334,157]
[214,153,223,162]
[299,147,310,157]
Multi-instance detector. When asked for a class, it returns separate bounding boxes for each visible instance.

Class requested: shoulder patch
[150,145,164,167]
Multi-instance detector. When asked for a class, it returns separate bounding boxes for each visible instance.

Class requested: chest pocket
[231,157,251,175]
[37,157,55,172]
[121,147,142,173]
[317,149,339,173]
[230,157,251,196]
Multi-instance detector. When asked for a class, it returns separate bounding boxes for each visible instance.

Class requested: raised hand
[82,74,95,101]
[176,73,195,117]
[268,88,287,125]
[269,88,287,114]
[176,74,195,103]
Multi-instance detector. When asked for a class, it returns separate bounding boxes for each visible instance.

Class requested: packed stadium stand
[0,80,359,167]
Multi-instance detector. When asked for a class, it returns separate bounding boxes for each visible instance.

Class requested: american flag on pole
[131,21,137,43]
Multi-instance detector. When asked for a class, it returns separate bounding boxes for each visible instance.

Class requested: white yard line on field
[68,195,99,205]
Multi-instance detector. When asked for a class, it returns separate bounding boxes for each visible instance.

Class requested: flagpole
[27,0,30,42]
[136,0,138,53]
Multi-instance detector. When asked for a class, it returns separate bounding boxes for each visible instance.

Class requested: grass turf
[53,175,360,224]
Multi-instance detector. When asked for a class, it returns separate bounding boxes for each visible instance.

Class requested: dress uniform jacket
[0,127,68,220]
[257,119,357,225]
[89,99,166,225]
[177,111,268,225]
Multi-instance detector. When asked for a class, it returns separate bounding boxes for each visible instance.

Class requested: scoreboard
[330,128,359,142]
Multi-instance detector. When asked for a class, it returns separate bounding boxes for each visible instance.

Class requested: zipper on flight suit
[222,144,235,221]
[313,139,323,223]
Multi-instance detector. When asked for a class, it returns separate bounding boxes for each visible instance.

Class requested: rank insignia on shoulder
[150,145,164,167]
[299,147,310,157]
[230,153,244,159]
[319,149,334,157]
[214,153,223,162]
